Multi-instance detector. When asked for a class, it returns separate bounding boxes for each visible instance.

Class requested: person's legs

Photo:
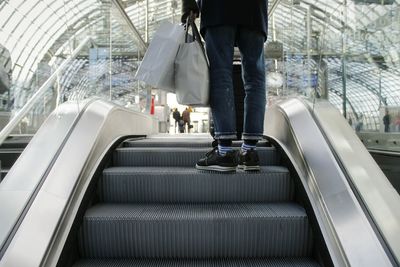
[196,26,237,172]
[205,26,237,142]
[237,27,266,142]
[184,121,190,133]
[236,27,266,171]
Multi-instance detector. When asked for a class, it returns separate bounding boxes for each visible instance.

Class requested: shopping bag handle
[184,12,201,42]
[185,12,206,56]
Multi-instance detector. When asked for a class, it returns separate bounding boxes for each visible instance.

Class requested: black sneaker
[196,147,238,172]
[238,149,260,171]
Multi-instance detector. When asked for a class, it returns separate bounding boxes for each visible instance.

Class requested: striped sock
[218,145,233,156]
[241,143,256,153]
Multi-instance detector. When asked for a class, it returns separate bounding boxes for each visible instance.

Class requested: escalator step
[79,203,312,258]
[73,258,321,267]
[113,147,280,167]
[99,166,293,203]
[124,139,270,148]
[124,138,213,147]
[0,149,23,169]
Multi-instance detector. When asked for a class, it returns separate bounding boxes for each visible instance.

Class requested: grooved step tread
[0,135,32,149]
[0,169,9,181]
[85,203,306,219]
[124,139,270,148]
[99,166,293,203]
[73,258,321,267]
[0,149,23,168]
[124,139,213,147]
[80,203,312,258]
[75,138,320,265]
[103,166,287,175]
[114,147,279,167]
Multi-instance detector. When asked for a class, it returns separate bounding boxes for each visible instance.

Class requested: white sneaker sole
[196,164,237,172]
[237,164,261,171]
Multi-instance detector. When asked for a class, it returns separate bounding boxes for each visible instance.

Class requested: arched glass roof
[0,0,399,131]
[0,0,147,112]
[0,0,106,87]
[269,0,400,130]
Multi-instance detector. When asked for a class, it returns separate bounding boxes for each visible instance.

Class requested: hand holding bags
[135,17,210,107]
[135,22,185,92]
[174,18,209,106]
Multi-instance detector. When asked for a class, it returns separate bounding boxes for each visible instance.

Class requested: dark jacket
[173,110,180,121]
[383,114,390,125]
[182,0,268,39]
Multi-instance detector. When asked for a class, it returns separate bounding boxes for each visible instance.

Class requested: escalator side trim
[305,99,399,266]
[0,99,98,260]
[265,122,349,267]
[265,97,394,267]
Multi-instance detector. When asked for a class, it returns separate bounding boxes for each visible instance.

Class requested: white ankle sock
[241,143,256,153]
[218,145,233,156]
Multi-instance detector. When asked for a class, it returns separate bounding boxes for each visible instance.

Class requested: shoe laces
[206,146,218,157]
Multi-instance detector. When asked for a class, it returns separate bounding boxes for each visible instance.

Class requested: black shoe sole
[196,164,237,172]
[237,164,261,171]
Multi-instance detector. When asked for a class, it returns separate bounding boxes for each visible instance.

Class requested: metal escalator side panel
[313,100,400,265]
[264,97,393,267]
[0,102,81,258]
[0,100,155,267]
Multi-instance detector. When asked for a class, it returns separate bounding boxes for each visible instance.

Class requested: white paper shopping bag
[174,19,209,106]
[135,22,185,92]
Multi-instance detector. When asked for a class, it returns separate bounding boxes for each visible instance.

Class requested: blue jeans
[205,26,266,140]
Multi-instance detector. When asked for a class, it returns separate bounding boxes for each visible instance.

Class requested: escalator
[0,99,398,267]
[59,137,330,267]
[0,135,31,181]
[369,150,400,194]
[356,133,400,194]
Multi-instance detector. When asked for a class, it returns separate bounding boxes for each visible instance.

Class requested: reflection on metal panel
[0,99,156,266]
[312,99,400,264]
[265,97,395,267]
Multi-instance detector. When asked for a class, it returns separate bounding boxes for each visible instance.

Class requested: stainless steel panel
[264,98,394,267]
[313,100,400,263]
[0,100,156,267]
[0,102,81,252]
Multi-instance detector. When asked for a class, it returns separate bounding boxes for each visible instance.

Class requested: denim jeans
[205,25,266,140]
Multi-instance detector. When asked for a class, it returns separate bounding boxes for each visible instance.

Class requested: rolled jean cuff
[215,132,237,139]
[242,133,263,140]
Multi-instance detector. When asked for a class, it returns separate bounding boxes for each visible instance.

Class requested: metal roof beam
[269,0,284,19]
[112,0,148,53]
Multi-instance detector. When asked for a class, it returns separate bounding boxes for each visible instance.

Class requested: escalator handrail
[368,149,400,157]
[309,99,400,265]
[0,98,97,260]
[265,97,396,267]
[0,100,155,267]
[0,38,90,147]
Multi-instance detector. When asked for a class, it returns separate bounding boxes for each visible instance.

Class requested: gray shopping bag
[135,22,185,92]
[174,18,209,107]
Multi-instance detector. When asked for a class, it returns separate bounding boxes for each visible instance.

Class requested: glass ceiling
[0,0,399,131]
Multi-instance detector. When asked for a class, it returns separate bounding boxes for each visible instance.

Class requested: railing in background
[0,0,152,148]
[0,38,91,146]
[267,0,400,156]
